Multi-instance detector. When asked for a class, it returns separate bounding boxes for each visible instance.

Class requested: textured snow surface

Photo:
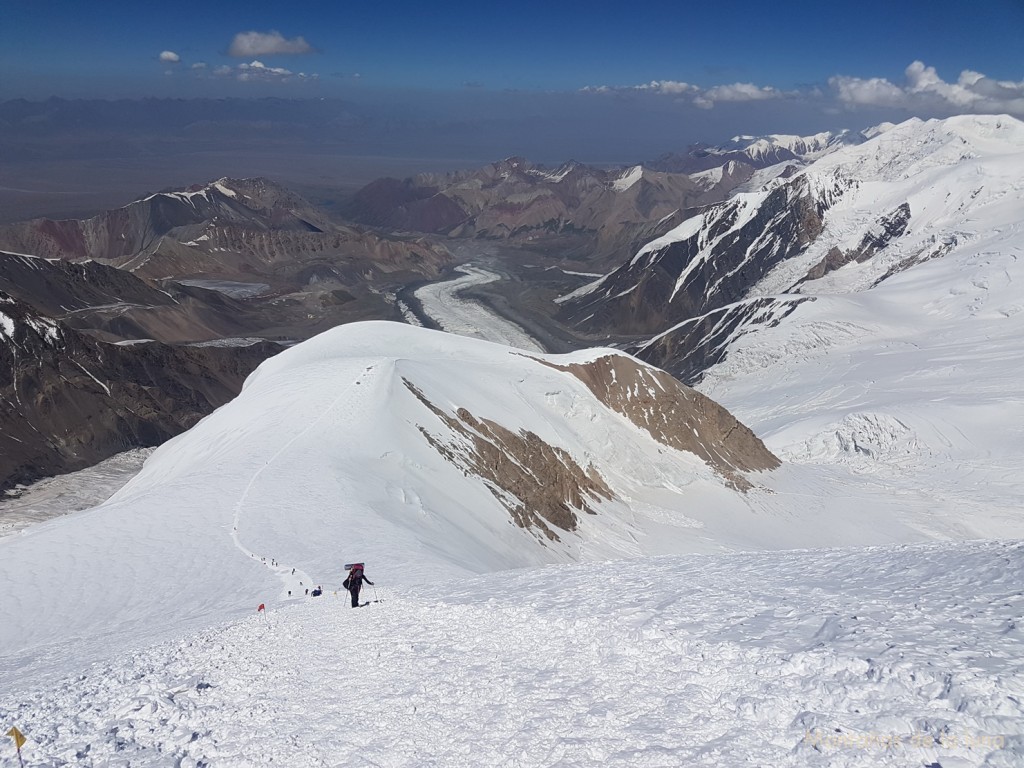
[2,540,1020,767]
[699,197,1024,542]
[0,319,967,680]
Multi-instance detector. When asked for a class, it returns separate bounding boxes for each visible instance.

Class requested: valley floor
[2,540,1021,767]
[0,450,152,537]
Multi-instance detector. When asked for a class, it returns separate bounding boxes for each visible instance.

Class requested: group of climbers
[258,561,375,610]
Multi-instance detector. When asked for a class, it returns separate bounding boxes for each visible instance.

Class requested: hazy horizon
[2,0,1022,221]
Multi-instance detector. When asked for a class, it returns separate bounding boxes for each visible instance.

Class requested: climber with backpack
[342,563,374,608]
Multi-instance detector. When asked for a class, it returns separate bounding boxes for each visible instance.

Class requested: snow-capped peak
[611,164,644,191]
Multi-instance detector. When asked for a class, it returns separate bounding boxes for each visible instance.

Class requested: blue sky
[2,0,1022,101]
[1,0,1023,167]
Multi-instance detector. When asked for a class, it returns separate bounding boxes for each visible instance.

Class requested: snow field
[1,321,782,676]
[2,540,1021,767]
[701,239,1024,541]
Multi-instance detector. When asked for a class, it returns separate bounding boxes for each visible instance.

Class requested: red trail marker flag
[257,603,265,612]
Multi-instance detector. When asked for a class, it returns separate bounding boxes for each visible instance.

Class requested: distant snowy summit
[647,125,891,174]
[560,114,1024,379]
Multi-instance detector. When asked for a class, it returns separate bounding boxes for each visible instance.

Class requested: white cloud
[229,30,313,57]
[212,60,319,83]
[191,62,207,70]
[582,80,699,96]
[831,61,1024,115]
[582,79,786,109]
[828,75,906,107]
[159,51,181,63]
[694,83,786,109]
[639,80,700,95]
[584,62,1024,117]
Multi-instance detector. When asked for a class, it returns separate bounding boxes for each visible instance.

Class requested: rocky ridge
[0,290,282,492]
[0,177,451,290]
[344,158,739,267]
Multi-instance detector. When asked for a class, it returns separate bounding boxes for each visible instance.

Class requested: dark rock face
[560,174,849,336]
[538,354,780,491]
[0,250,265,343]
[404,379,614,541]
[0,291,282,492]
[801,203,911,283]
[627,297,811,385]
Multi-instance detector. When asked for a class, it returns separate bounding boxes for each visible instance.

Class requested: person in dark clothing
[343,566,374,607]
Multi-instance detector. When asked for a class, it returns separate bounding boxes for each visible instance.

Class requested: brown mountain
[344,158,739,268]
[0,250,267,343]
[0,290,282,492]
[0,177,451,291]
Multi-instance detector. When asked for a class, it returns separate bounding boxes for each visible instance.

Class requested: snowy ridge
[137,177,242,207]
[0,319,969,680]
[564,115,1024,314]
[752,114,1024,297]
[0,322,761,666]
[525,161,580,183]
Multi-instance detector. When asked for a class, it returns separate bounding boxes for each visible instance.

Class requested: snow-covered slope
[608,115,1024,549]
[0,321,778,667]
[3,318,981,680]
[562,115,1024,373]
[3,540,1020,766]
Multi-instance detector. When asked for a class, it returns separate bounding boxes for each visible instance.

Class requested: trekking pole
[373,583,380,603]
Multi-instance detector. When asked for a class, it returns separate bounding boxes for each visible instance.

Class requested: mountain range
[0,178,461,490]
[344,157,729,267]
[2,112,1023,766]
[558,115,1024,381]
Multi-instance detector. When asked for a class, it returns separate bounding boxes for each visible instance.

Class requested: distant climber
[342,564,374,608]
[311,586,323,597]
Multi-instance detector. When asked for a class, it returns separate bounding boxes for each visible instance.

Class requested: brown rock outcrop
[404,379,614,542]
[538,353,780,490]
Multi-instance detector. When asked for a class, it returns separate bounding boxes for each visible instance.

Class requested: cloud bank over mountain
[584,61,1024,116]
